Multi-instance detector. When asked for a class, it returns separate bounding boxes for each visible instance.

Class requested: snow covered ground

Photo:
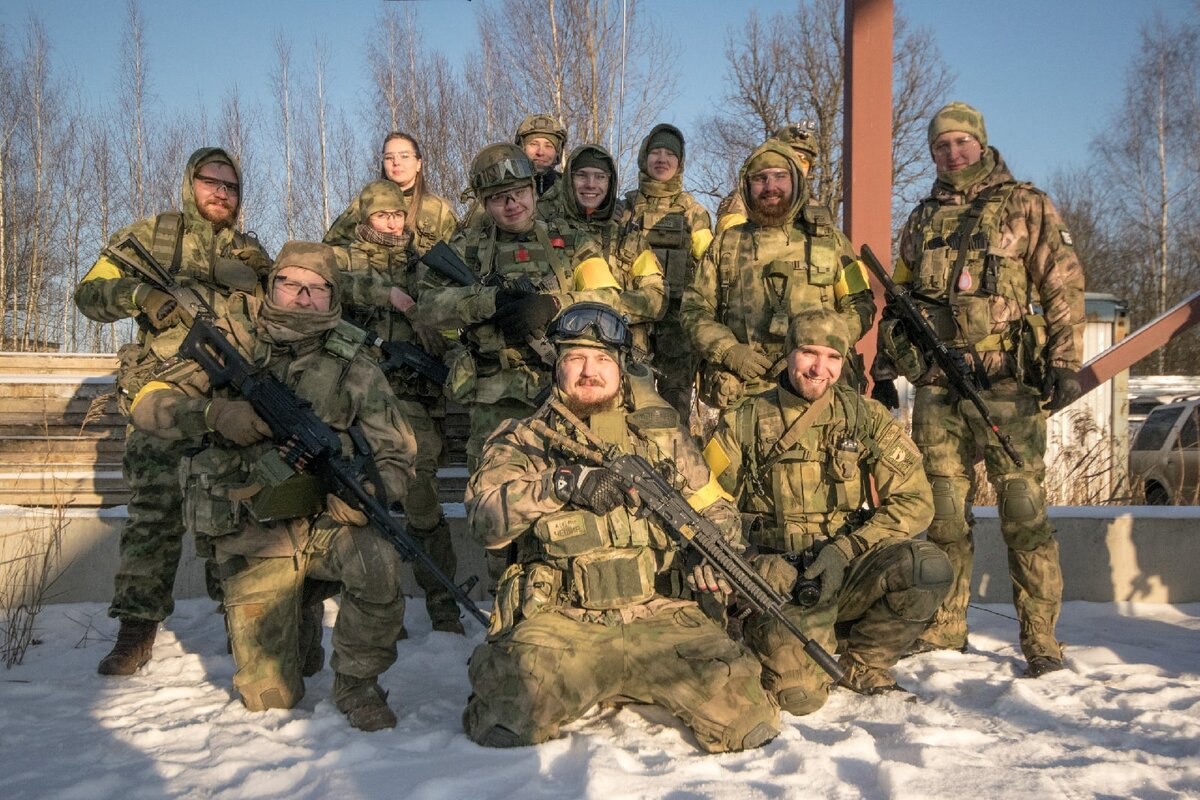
[2,599,1199,800]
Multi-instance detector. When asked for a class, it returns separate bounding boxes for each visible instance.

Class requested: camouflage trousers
[217,521,407,712]
[394,399,458,625]
[650,315,697,428]
[109,428,219,621]
[912,382,1063,661]
[464,603,780,753]
[745,538,951,714]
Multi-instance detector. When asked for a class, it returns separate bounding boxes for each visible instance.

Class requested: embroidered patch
[516,249,530,262]
[550,237,566,248]
[958,272,972,291]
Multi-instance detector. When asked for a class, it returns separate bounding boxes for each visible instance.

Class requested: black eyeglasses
[552,302,629,347]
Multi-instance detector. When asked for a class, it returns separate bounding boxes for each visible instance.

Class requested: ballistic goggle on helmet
[549,302,631,355]
[469,143,537,197]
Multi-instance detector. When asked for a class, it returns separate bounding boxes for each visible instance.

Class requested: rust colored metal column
[843,0,893,383]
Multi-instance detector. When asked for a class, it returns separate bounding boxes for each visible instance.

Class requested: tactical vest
[734,385,877,552]
[715,206,843,367]
[409,194,456,257]
[341,242,416,344]
[907,181,1029,350]
[620,191,696,310]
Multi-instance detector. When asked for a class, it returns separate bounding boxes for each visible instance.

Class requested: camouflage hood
[738,139,808,226]
[541,144,618,223]
[931,146,1014,203]
[180,146,243,234]
[636,123,685,198]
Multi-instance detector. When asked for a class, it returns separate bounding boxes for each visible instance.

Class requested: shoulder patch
[874,421,921,480]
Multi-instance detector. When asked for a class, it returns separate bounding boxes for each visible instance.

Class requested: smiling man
[705,308,948,711]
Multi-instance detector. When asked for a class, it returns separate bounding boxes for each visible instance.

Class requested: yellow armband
[629,250,663,279]
[80,256,124,284]
[128,381,173,414]
[690,228,714,261]
[716,212,747,235]
[892,256,913,284]
[834,258,870,300]
[572,257,621,291]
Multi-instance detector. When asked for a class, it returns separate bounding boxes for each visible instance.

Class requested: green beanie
[645,127,683,159]
[271,241,339,289]
[786,308,850,356]
[928,101,987,153]
[358,180,408,219]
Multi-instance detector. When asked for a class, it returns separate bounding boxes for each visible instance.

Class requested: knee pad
[884,541,953,621]
[740,722,779,751]
[474,723,527,748]
[235,669,304,712]
[777,683,829,716]
[910,540,954,591]
[929,476,959,521]
[997,475,1042,525]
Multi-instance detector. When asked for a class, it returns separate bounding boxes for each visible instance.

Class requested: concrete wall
[4,504,1198,608]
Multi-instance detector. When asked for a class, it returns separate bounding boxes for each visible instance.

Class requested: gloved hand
[751,554,799,595]
[722,343,775,380]
[1042,366,1082,412]
[552,465,626,514]
[493,286,534,311]
[802,544,850,605]
[686,560,733,596]
[133,283,182,329]
[871,378,900,410]
[411,322,449,357]
[204,398,271,445]
[490,294,560,338]
[326,493,369,527]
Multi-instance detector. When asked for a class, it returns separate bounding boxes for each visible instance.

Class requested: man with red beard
[75,147,271,677]
[680,140,874,410]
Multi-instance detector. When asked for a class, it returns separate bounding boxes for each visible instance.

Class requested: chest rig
[907,182,1028,350]
[736,386,875,552]
[620,192,694,309]
[716,206,841,362]
[409,196,449,256]
[343,242,416,344]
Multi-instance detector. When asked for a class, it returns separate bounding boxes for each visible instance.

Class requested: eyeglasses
[369,210,406,223]
[273,276,332,300]
[195,175,240,196]
[551,302,629,348]
[931,135,979,156]
[472,157,536,192]
[383,151,418,163]
[484,185,532,207]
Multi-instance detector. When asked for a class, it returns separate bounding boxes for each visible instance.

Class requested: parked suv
[1129,398,1200,504]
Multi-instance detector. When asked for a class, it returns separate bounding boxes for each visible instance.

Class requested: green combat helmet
[549,301,631,358]
[772,120,819,161]
[514,114,568,156]
[468,143,537,200]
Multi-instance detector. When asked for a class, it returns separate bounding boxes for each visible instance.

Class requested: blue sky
[1,0,1195,188]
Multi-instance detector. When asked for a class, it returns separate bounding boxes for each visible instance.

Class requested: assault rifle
[107,235,488,628]
[378,339,449,385]
[861,244,1024,467]
[527,398,846,685]
[419,241,557,364]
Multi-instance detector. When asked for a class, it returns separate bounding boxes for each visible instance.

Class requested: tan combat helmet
[468,143,537,200]
[514,113,568,157]
[772,120,819,162]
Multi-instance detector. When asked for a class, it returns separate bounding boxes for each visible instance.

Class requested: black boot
[97,617,158,676]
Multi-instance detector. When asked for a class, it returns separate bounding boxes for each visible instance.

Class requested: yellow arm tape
[80,256,124,283]
[892,256,913,284]
[834,258,870,299]
[687,474,734,511]
[690,228,714,261]
[702,437,731,476]
[716,212,747,235]
[573,257,621,291]
[128,381,172,414]
[629,249,663,279]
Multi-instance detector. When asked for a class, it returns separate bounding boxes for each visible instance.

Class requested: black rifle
[861,244,1024,467]
[527,398,846,685]
[109,235,487,627]
[378,339,449,385]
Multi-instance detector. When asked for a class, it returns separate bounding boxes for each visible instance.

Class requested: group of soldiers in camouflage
[76,100,1085,744]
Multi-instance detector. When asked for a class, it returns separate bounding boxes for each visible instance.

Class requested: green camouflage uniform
[130,279,416,713]
[462,376,779,753]
[332,182,461,631]
[74,147,271,623]
[707,376,947,711]
[325,188,458,257]
[873,137,1086,662]
[615,124,714,422]
[680,141,874,410]
[538,144,666,360]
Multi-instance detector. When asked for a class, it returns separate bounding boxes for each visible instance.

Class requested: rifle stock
[861,244,1024,467]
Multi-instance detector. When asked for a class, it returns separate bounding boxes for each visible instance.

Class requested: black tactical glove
[871,378,900,410]
[1041,366,1082,412]
[493,286,534,311]
[491,293,560,338]
[722,343,775,380]
[133,283,182,329]
[552,465,626,514]
[802,544,849,605]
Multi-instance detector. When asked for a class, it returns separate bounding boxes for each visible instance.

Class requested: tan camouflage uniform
[680,141,874,410]
[614,124,714,422]
[333,181,463,633]
[129,250,416,718]
[325,188,458,257]
[707,311,948,711]
[462,376,779,753]
[74,147,271,626]
[873,103,1086,665]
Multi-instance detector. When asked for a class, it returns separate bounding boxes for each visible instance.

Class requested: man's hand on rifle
[1041,366,1082,412]
[204,398,272,445]
[686,560,733,597]
[751,554,799,595]
[326,493,369,527]
[133,283,183,329]
[491,293,560,338]
[552,465,626,514]
[411,322,449,357]
[802,545,849,605]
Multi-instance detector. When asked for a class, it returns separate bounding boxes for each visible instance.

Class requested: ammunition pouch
[180,447,248,538]
[242,449,326,524]
[877,318,927,382]
[532,511,610,558]
[445,346,477,403]
[571,546,657,610]
[489,562,524,638]
[115,342,156,416]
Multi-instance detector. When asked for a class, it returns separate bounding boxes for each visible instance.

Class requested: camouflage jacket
[325,188,458,257]
[877,148,1085,382]
[679,142,873,398]
[74,147,271,363]
[707,379,932,556]
[416,218,621,406]
[129,293,417,555]
[466,382,742,621]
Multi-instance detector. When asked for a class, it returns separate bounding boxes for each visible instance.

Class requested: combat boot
[1024,655,1065,678]
[333,673,397,732]
[97,617,158,676]
[427,590,465,635]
